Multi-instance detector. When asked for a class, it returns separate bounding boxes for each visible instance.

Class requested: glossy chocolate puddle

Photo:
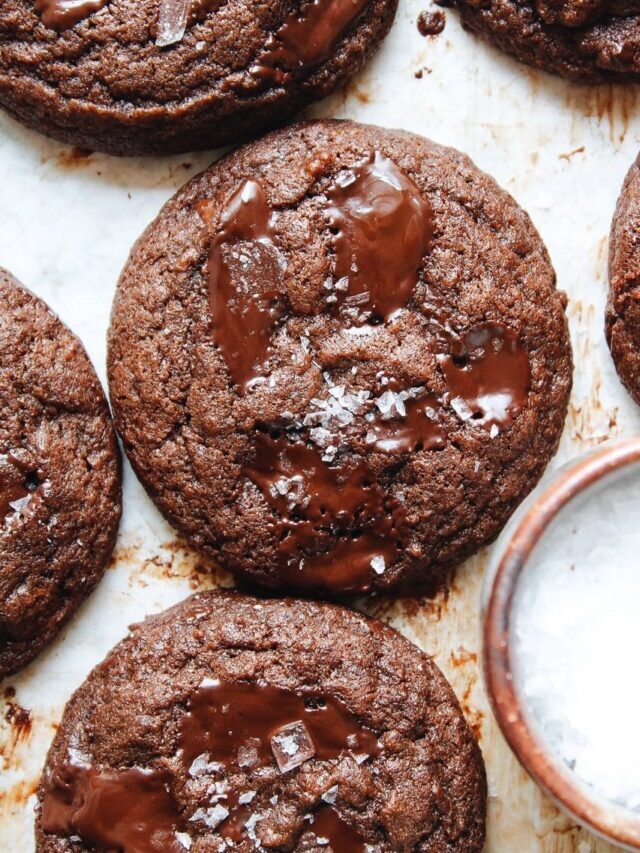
[41,679,378,850]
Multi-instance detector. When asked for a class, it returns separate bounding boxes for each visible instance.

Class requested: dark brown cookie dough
[450,0,640,82]
[0,0,397,156]
[35,590,487,852]
[0,269,121,678]
[107,119,572,597]
[607,154,640,404]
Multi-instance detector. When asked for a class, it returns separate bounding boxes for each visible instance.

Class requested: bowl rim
[483,436,640,850]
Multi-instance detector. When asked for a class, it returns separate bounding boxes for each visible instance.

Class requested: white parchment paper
[1,1,639,849]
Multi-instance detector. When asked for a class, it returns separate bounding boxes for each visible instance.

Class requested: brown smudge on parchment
[4,700,32,747]
[54,147,94,169]
[0,778,39,823]
[449,646,484,740]
[565,298,620,447]
[559,146,585,162]
[564,85,640,145]
[109,535,234,592]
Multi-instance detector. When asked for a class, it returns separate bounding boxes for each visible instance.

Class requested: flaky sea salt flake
[190,804,229,829]
[321,784,339,804]
[155,0,191,48]
[370,555,386,575]
[450,396,474,422]
[238,738,261,768]
[271,720,316,772]
[188,754,223,778]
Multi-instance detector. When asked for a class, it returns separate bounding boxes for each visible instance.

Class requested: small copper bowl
[482,436,640,850]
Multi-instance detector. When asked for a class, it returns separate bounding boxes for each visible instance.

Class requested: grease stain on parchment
[109,535,235,592]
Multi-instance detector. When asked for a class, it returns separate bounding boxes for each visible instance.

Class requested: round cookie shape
[607,154,640,404]
[0,270,121,677]
[450,0,640,82]
[0,0,397,156]
[35,590,487,851]
[107,119,572,596]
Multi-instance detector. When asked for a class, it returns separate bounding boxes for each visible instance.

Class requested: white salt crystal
[155,0,190,46]
[450,396,474,422]
[190,804,229,828]
[321,784,338,804]
[238,739,260,768]
[376,391,406,420]
[239,790,257,804]
[271,721,316,772]
[188,754,222,778]
[512,466,640,814]
[176,832,192,849]
[370,555,386,575]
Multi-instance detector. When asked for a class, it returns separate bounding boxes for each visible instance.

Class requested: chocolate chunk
[108,119,572,596]
[0,0,398,155]
[35,590,487,851]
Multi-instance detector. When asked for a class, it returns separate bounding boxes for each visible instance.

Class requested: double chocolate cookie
[0,270,121,678]
[450,0,640,82]
[108,119,572,597]
[36,590,487,851]
[0,0,397,156]
[607,154,640,404]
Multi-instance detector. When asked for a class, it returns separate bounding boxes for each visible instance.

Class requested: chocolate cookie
[607,154,640,403]
[108,119,572,596]
[0,270,121,678]
[35,590,487,851]
[0,0,397,156]
[450,0,640,82]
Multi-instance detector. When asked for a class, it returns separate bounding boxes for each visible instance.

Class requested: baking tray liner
[1,1,639,849]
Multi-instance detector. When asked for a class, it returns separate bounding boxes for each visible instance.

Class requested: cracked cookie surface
[107,119,572,596]
[608,154,640,404]
[0,269,121,677]
[0,0,397,155]
[451,0,640,81]
[35,590,487,852]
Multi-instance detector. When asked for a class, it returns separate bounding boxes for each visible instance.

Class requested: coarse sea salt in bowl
[482,436,640,850]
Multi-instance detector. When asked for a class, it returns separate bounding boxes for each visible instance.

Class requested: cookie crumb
[417,9,446,37]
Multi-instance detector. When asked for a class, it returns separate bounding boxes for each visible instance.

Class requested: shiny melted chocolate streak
[207,179,285,389]
[439,323,531,426]
[367,393,445,454]
[41,680,377,850]
[35,0,108,30]
[244,432,404,591]
[204,156,530,589]
[252,0,370,84]
[326,151,434,323]
[41,764,184,853]
[0,453,48,525]
[34,0,366,62]
[307,805,366,852]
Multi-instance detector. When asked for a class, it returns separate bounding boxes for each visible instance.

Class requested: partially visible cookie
[450,0,640,82]
[0,270,121,678]
[608,155,640,404]
[108,119,572,597]
[0,0,397,156]
[35,590,487,852]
